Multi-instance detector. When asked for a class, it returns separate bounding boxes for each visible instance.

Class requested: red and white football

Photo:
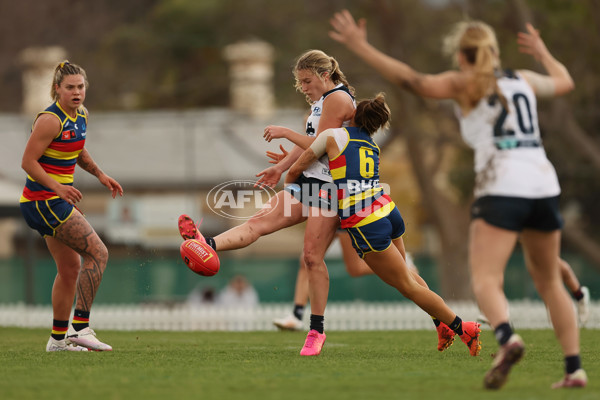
[180,239,220,276]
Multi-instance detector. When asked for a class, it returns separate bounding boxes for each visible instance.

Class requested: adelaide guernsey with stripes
[19,102,87,236]
[328,126,404,257]
[21,102,87,202]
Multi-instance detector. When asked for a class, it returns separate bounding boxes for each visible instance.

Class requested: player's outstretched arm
[329,9,462,100]
[517,23,574,96]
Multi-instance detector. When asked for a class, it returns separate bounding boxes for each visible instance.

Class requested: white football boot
[67,327,113,351]
[46,337,88,352]
[577,286,590,327]
[273,314,303,331]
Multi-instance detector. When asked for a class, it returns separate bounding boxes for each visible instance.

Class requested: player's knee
[302,252,317,269]
[98,239,108,258]
[99,243,108,268]
[471,278,497,300]
[346,268,362,278]
[244,217,269,240]
[395,281,418,299]
[532,275,560,295]
[346,265,368,277]
[59,261,81,283]
[86,239,109,271]
[302,247,325,270]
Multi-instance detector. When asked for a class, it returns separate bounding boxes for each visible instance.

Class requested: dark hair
[354,93,391,136]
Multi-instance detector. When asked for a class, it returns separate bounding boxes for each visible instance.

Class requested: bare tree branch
[540,101,600,171]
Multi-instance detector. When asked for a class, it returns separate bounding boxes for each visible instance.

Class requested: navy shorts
[284,174,337,211]
[20,198,75,237]
[471,195,563,232]
[345,206,405,258]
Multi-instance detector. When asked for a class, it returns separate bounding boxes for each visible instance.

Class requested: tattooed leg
[54,210,108,312]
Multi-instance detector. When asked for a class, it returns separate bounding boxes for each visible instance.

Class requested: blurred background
[0,0,599,320]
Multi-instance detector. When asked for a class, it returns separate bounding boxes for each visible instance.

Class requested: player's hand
[263,125,288,142]
[255,166,282,188]
[266,145,289,164]
[56,185,83,205]
[329,9,368,47]
[99,174,124,198]
[517,23,550,62]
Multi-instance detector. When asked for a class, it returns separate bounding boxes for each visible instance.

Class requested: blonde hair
[354,92,391,136]
[443,21,507,108]
[293,49,355,104]
[50,60,88,102]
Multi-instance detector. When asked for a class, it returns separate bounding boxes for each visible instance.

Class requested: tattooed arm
[77,148,101,177]
[77,148,124,198]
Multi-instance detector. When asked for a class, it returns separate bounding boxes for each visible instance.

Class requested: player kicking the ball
[177,49,479,357]
[178,94,482,359]
[283,93,481,358]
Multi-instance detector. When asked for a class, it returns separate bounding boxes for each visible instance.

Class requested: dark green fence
[0,252,597,305]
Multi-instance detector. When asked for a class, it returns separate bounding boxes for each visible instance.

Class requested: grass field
[1,328,597,400]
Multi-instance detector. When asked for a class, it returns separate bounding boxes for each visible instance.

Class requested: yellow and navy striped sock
[51,319,69,340]
[448,316,463,335]
[72,309,90,332]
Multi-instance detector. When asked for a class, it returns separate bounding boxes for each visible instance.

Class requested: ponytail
[354,92,391,136]
[328,56,355,96]
[444,21,507,109]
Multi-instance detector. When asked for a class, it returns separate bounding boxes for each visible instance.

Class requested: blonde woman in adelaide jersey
[20,61,123,352]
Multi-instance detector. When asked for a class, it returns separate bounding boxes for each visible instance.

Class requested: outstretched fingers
[329,9,367,45]
[516,23,547,61]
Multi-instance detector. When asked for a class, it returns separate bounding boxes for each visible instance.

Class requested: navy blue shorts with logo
[345,206,405,258]
[471,195,563,232]
[284,174,337,211]
[20,198,75,237]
